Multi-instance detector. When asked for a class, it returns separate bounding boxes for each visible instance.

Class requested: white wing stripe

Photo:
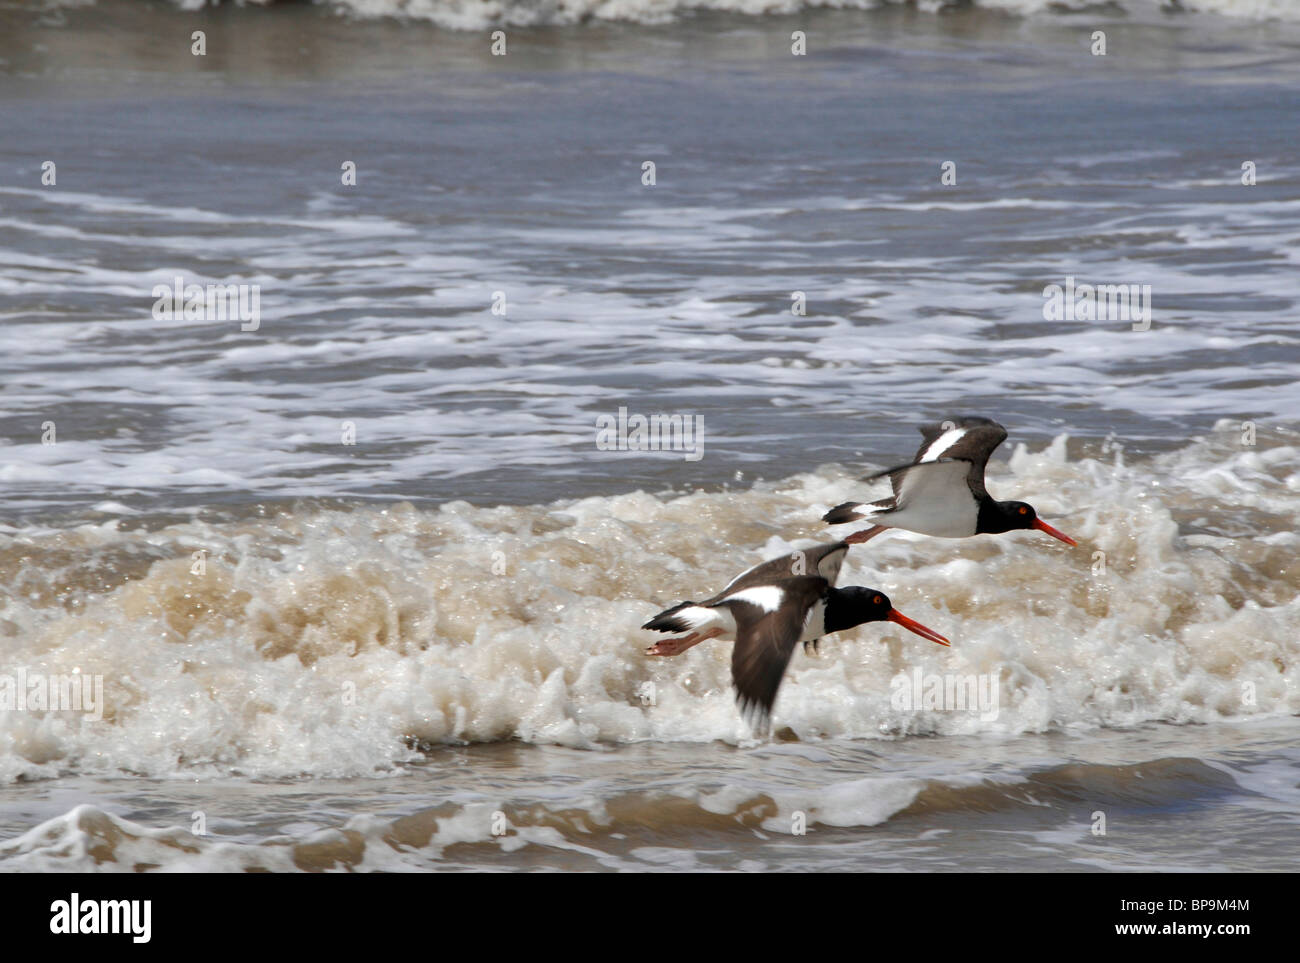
[729,586,785,613]
[919,427,968,463]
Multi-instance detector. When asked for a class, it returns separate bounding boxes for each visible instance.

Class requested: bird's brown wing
[810,543,849,585]
[911,418,1007,497]
[727,577,827,726]
[862,418,1004,500]
[707,543,848,604]
[913,417,1007,462]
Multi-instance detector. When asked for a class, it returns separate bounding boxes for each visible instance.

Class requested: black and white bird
[642,541,851,658]
[823,416,1077,547]
[642,564,949,724]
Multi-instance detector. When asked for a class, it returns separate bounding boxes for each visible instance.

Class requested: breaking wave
[1,425,1297,785]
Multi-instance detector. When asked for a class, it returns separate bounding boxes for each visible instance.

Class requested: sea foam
[1,429,1296,785]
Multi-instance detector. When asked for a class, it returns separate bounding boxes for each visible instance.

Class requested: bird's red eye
[873,596,883,605]
[1019,506,1028,515]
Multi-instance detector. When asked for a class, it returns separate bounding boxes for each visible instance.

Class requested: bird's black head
[825,586,894,632]
[981,500,1077,545]
[983,500,1037,533]
[825,587,950,646]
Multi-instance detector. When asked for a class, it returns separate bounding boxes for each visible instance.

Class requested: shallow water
[3,722,1298,871]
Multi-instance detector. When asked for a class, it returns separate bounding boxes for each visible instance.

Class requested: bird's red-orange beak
[1032,518,1078,546]
[887,609,950,647]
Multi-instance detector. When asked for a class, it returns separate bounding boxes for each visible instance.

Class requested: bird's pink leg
[845,525,887,545]
[645,628,723,657]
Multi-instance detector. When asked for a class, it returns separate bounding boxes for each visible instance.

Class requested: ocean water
[0,0,1297,871]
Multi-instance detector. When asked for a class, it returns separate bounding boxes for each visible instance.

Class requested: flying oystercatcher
[823,416,1078,547]
[642,541,850,658]
[642,557,949,724]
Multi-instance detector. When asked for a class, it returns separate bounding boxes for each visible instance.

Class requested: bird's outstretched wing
[909,417,1007,497]
[711,543,848,602]
[858,459,980,536]
[727,577,826,726]
[864,456,971,498]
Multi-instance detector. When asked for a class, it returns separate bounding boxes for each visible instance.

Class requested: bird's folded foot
[645,627,722,656]
[845,525,886,545]
[645,634,700,657]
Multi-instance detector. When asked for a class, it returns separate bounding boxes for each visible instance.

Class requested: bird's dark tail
[823,501,866,525]
[641,601,696,633]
